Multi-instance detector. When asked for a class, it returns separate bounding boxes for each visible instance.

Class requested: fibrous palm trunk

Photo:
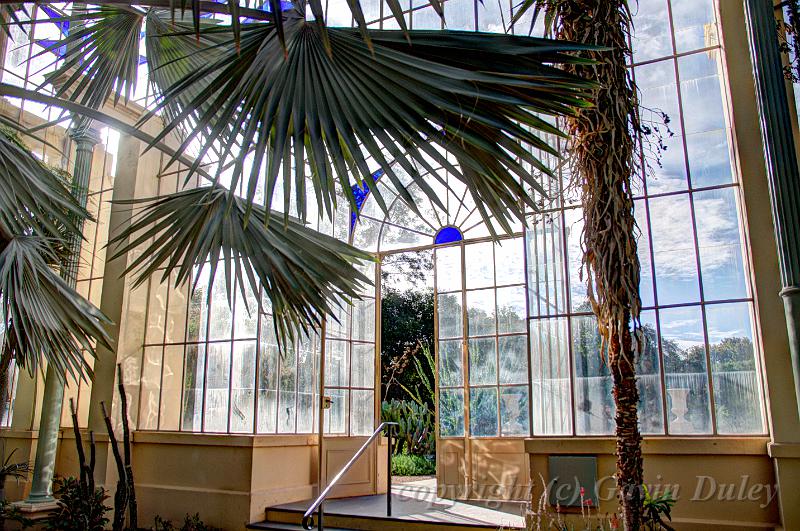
[554,1,644,528]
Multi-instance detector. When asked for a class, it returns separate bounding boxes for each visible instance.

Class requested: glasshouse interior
[0,0,799,530]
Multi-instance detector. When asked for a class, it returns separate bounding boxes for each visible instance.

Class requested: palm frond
[144,10,239,146]
[0,236,112,382]
[109,184,373,347]
[37,4,144,108]
[0,129,87,244]
[143,18,594,233]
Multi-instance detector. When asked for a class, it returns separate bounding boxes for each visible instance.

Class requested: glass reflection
[660,306,712,434]
[706,303,764,434]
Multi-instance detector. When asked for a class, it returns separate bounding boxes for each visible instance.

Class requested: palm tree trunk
[609,312,643,530]
[553,1,644,528]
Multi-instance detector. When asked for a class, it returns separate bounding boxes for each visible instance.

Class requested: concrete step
[247,521,357,531]
[254,507,523,531]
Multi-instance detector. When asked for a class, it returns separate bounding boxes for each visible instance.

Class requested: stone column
[24,119,101,504]
[743,0,800,415]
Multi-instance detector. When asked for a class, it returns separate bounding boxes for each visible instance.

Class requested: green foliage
[380,288,434,405]
[45,477,110,531]
[381,399,435,456]
[391,454,435,477]
[641,486,675,531]
[381,289,434,407]
[153,513,221,531]
[0,445,30,485]
[0,500,34,529]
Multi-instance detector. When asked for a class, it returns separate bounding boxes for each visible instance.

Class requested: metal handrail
[302,422,398,530]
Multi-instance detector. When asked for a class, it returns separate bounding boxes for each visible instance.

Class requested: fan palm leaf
[0,129,87,245]
[142,17,594,232]
[0,236,112,382]
[109,184,372,345]
[34,5,594,232]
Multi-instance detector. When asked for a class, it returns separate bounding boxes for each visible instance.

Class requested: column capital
[68,119,101,147]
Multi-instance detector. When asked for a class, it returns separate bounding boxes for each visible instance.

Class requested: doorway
[379,249,437,488]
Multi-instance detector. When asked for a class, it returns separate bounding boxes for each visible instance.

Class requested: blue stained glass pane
[350,169,385,231]
[40,5,69,35]
[435,226,463,245]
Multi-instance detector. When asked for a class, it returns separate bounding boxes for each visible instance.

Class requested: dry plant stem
[0,346,11,426]
[554,0,644,528]
[117,364,137,529]
[101,400,128,531]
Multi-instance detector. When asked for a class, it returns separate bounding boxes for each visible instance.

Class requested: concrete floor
[277,478,527,528]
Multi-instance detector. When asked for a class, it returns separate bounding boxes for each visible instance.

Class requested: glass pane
[234,283,259,339]
[204,343,231,432]
[499,335,527,385]
[649,194,700,305]
[634,199,655,308]
[444,0,474,30]
[159,345,184,431]
[437,292,463,339]
[230,341,256,433]
[671,0,718,54]
[412,0,442,29]
[526,212,568,317]
[660,305,712,434]
[439,339,463,388]
[679,51,732,188]
[496,286,526,334]
[631,0,672,62]
[208,274,232,341]
[494,238,524,286]
[529,318,572,435]
[325,339,348,387]
[467,288,496,336]
[470,387,498,437]
[187,267,209,343]
[500,386,530,436]
[297,335,318,433]
[637,311,665,434]
[353,216,381,252]
[139,346,162,430]
[327,296,351,339]
[257,337,279,433]
[465,241,495,289]
[477,0,506,32]
[352,297,376,342]
[350,389,375,436]
[325,388,348,434]
[166,274,188,344]
[278,343,297,433]
[469,337,497,386]
[145,279,168,344]
[435,245,462,293]
[380,222,432,252]
[572,316,614,436]
[351,343,375,388]
[694,188,749,301]
[565,208,589,312]
[635,59,686,194]
[440,388,465,437]
[181,344,205,432]
[706,303,765,434]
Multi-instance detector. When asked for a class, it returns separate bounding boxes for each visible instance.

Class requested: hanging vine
[777,0,800,81]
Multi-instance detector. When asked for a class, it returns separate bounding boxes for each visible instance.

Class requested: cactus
[381,399,434,456]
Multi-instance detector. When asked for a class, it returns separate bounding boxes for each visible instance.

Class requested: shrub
[45,476,110,531]
[153,513,221,531]
[391,454,435,476]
